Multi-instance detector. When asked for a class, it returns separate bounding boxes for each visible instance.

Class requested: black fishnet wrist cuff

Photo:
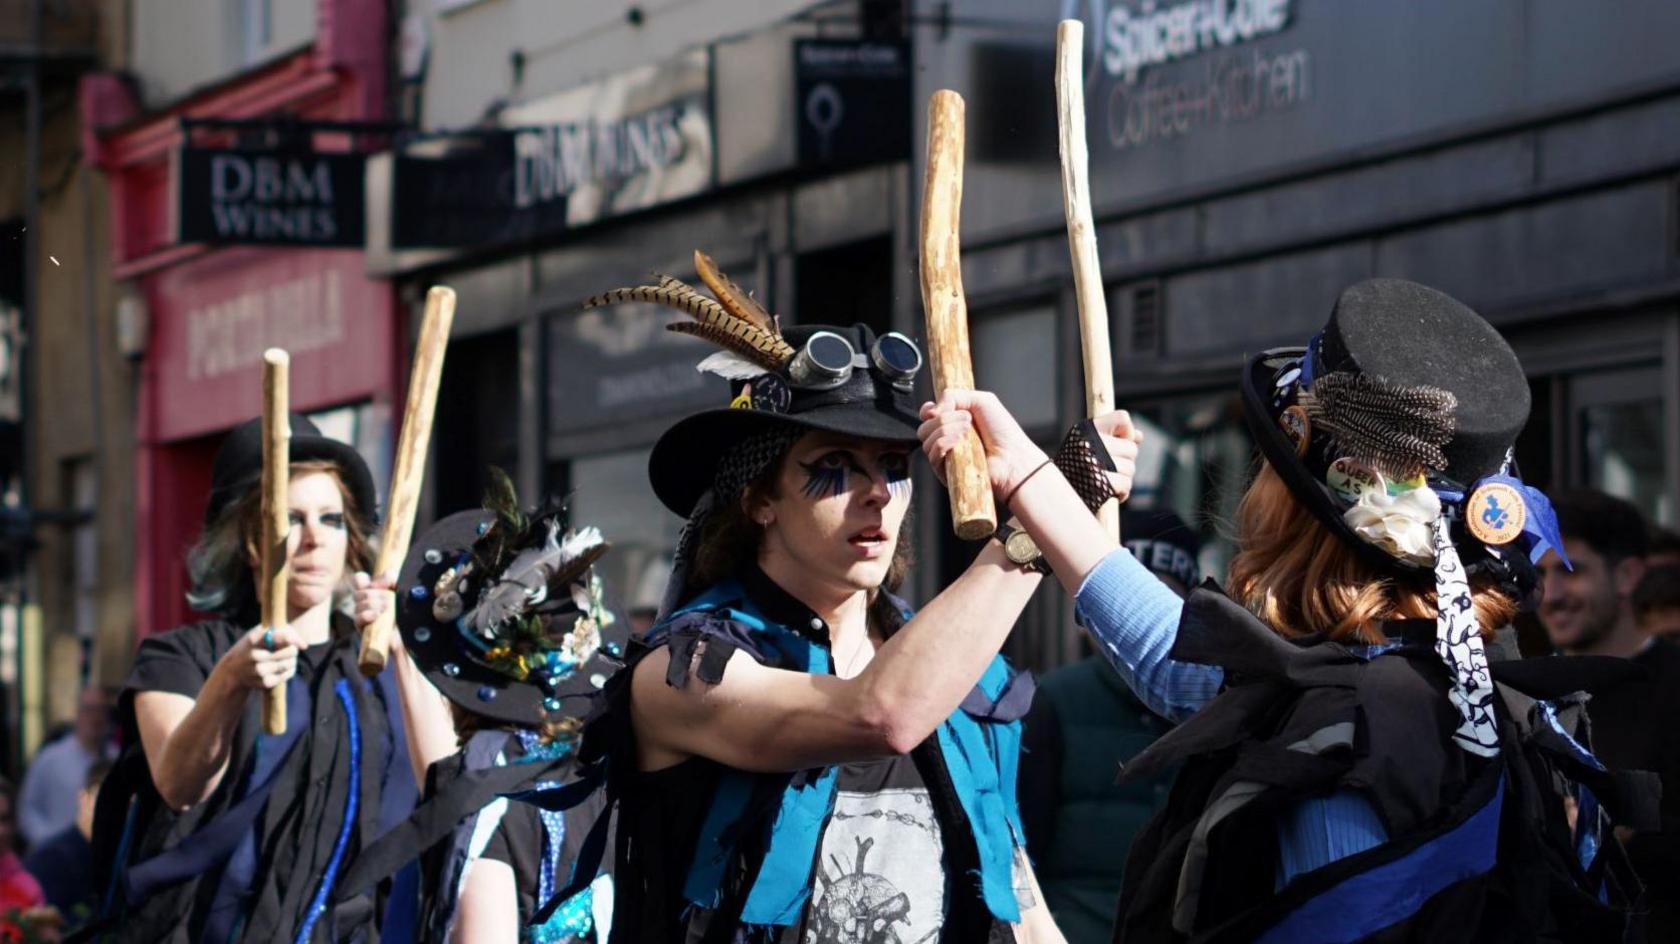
[1053,419,1118,514]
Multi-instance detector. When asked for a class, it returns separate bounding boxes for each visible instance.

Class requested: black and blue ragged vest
[652,575,1034,932]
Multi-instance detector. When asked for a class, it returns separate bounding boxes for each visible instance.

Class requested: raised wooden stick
[920,90,997,541]
[358,286,456,675]
[260,349,291,735]
[1057,19,1120,540]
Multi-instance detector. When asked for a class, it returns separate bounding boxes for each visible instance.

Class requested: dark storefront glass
[568,447,682,637]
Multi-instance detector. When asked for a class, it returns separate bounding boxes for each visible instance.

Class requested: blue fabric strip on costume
[1255,779,1503,944]
[294,680,361,944]
[664,580,1028,928]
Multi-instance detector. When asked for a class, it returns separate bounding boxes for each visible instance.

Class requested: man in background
[1539,489,1680,938]
[17,687,112,849]
[23,759,109,921]
[1019,509,1201,944]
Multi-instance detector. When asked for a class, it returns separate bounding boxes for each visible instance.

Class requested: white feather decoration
[696,350,766,381]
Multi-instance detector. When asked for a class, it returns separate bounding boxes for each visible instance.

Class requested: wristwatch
[995,521,1050,574]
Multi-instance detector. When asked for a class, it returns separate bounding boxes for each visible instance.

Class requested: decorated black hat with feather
[1242,278,1568,758]
[396,469,627,726]
[584,251,925,615]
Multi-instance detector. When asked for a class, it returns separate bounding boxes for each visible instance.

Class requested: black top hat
[1240,278,1544,588]
[396,482,626,727]
[585,251,923,518]
[204,413,379,529]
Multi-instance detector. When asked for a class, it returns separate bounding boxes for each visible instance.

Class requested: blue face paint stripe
[798,460,847,499]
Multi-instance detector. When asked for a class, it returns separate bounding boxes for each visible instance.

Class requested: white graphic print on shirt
[806,787,946,944]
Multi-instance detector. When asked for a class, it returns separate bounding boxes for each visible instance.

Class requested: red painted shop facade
[83,0,399,639]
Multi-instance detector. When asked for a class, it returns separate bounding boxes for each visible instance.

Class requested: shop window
[796,238,892,335]
[433,331,519,517]
[567,448,683,638]
[1570,365,1673,525]
[307,402,393,510]
[1132,391,1254,588]
[972,305,1058,433]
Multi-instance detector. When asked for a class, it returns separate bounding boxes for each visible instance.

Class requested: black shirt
[1584,636,1680,937]
[106,615,414,944]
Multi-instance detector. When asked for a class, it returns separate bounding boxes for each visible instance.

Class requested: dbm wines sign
[176,148,366,247]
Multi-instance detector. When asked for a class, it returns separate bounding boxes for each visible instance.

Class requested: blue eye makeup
[881,453,913,502]
[321,512,347,530]
[800,452,850,499]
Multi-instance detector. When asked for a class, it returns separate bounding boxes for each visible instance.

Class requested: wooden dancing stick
[260,349,291,735]
[1057,19,1121,540]
[359,286,456,675]
[920,89,998,541]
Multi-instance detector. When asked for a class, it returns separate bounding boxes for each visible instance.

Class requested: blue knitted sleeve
[1072,549,1224,722]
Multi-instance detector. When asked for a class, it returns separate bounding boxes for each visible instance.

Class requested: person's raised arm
[633,406,1061,775]
[352,571,458,786]
[920,392,1220,721]
[133,625,303,811]
[633,536,1043,774]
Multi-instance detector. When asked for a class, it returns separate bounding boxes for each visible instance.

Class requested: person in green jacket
[1018,509,1202,944]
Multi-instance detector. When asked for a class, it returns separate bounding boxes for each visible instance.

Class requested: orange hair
[1226,463,1516,643]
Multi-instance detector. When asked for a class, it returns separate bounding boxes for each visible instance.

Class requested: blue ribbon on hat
[1470,473,1571,569]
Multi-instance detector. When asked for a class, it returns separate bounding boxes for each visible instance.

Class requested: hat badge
[1466,481,1526,545]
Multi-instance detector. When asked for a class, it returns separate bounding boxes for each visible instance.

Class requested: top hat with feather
[586,250,924,518]
[583,250,926,615]
[395,470,627,726]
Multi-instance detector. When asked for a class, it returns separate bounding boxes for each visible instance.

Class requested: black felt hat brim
[396,511,627,727]
[649,401,921,518]
[204,415,379,529]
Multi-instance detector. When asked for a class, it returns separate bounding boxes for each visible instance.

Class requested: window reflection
[568,448,681,637]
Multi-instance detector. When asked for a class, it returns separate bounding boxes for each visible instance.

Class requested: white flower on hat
[1342,485,1441,564]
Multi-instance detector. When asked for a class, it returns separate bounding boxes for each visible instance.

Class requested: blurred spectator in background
[23,759,110,921]
[17,688,112,849]
[1632,564,1680,639]
[0,780,44,912]
[1647,525,1680,568]
[1539,489,1680,937]
[1018,508,1201,944]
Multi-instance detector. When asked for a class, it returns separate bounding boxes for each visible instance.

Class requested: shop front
[899,0,1680,667]
[84,0,397,639]
[368,24,915,627]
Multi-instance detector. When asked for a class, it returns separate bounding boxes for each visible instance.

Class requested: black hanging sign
[794,39,911,169]
[176,147,366,247]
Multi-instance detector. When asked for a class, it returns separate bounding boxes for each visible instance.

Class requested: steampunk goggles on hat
[787,330,923,391]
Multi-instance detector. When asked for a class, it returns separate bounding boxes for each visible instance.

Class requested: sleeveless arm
[1073,549,1223,722]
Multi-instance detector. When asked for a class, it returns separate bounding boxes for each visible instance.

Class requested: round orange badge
[1466,481,1526,545]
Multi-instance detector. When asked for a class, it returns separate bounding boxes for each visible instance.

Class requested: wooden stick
[920,90,998,541]
[359,286,457,675]
[1057,19,1121,540]
[259,349,290,735]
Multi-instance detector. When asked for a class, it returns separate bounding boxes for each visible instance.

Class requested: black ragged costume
[1113,586,1658,944]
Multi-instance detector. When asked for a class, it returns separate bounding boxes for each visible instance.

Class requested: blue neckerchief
[659,580,1026,928]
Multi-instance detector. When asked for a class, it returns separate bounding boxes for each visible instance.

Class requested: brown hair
[1226,463,1516,643]
[186,460,375,622]
[688,445,914,637]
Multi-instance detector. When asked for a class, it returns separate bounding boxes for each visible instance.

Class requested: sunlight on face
[283,470,351,612]
[753,431,913,595]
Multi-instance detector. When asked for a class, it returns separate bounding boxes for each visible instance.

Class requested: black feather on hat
[396,470,626,726]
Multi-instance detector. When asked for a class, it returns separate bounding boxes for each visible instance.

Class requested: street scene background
[0,0,1678,935]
